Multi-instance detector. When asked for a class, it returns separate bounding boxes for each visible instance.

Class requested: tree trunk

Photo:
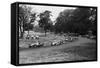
[19,24,24,39]
[28,24,30,36]
[45,30,47,36]
[20,31,24,38]
[28,30,29,36]
[19,25,22,38]
[20,28,24,39]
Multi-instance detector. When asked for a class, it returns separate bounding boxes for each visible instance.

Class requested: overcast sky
[19,4,76,25]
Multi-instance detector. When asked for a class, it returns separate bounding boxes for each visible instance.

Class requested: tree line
[55,7,97,35]
[19,5,97,38]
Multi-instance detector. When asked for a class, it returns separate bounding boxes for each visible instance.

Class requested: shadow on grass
[60,42,97,60]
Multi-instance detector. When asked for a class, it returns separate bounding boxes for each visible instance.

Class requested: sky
[19,4,76,25]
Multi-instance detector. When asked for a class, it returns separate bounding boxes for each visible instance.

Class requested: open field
[19,32,96,64]
[19,32,68,48]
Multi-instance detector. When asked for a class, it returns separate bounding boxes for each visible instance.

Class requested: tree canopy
[19,5,36,38]
[38,10,53,36]
[54,7,97,35]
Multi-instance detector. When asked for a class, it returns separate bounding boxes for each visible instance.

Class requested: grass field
[19,32,97,64]
[19,32,67,48]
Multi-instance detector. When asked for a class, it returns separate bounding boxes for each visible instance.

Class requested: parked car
[31,35,35,39]
[31,35,39,40]
[82,34,90,38]
[29,42,44,48]
[51,40,61,46]
[26,35,30,39]
[89,36,96,39]
[82,34,96,39]
[35,35,39,39]
[65,36,73,42]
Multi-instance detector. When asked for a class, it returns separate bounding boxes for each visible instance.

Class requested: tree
[38,10,52,36]
[19,5,31,38]
[55,9,74,33]
[27,13,36,35]
[70,7,96,35]
[88,8,97,35]
[55,7,97,35]
[19,5,36,38]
